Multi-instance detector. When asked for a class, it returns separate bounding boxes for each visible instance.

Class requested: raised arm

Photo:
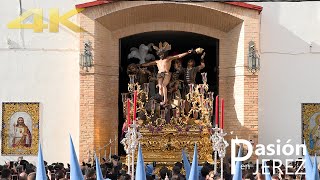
[197,52,206,71]
[168,50,193,61]
[140,60,157,67]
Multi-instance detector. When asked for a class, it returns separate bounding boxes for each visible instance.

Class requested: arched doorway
[78,1,260,162]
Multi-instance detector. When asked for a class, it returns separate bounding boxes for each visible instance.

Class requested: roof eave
[75,1,263,13]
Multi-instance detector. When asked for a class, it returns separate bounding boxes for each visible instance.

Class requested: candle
[215,96,219,126]
[133,91,137,121]
[173,109,177,118]
[127,99,131,125]
[221,98,224,129]
[161,110,166,119]
[151,99,156,112]
[143,83,149,94]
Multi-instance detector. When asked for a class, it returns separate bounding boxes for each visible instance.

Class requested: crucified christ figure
[141,42,202,105]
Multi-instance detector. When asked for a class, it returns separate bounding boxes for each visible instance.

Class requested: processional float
[120,44,229,179]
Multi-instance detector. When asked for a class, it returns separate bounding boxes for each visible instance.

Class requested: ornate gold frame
[302,103,320,155]
[1,102,40,155]
[139,124,213,164]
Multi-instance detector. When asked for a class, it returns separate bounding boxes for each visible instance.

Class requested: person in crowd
[172,165,185,180]
[55,170,65,180]
[119,174,131,180]
[174,162,183,170]
[1,168,11,180]
[111,155,121,178]
[19,173,28,180]
[159,166,172,180]
[16,165,27,179]
[2,153,319,180]
[25,164,35,175]
[271,174,280,180]
[206,171,214,180]
[120,164,128,176]
[213,173,222,180]
[255,169,265,180]
[85,168,96,180]
[243,171,255,180]
[146,164,155,179]
[200,166,210,180]
[101,167,107,179]
[27,172,36,180]
[171,174,181,180]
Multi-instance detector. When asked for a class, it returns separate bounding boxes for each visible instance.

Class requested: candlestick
[131,149,134,180]
[121,93,128,103]
[199,84,205,94]
[161,110,166,119]
[210,126,220,174]
[150,99,156,115]
[214,150,218,174]
[217,130,228,180]
[215,96,219,126]
[127,99,131,125]
[143,83,149,94]
[221,98,224,129]
[180,100,186,112]
[176,108,180,118]
[188,83,194,93]
[201,72,207,83]
[133,91,137,121]
[129,75,135,84]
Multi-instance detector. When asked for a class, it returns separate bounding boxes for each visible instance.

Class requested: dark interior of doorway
[118,31,219,156]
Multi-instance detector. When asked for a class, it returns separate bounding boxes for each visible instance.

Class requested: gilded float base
[136,125,214,164]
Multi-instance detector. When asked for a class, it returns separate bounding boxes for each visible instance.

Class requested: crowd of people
[0,155,317,180]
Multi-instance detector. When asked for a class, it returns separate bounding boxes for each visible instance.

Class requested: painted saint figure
[12,117,32,147]
[174,52,206,101]
[176,52,206,85]
[127,63,154,84]
[141,42,194,105]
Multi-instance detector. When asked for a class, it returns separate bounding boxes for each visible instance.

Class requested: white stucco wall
[0,0,91,164]
[253,2,320,161]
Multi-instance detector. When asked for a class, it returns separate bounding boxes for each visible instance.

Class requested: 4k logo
[7,8,85,33]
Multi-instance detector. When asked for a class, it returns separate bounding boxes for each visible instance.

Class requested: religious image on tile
[302,103,320,155]
[1,102,39,155]
[10,113,32,148]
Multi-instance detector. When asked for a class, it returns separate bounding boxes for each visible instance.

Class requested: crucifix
[141,42,194,105]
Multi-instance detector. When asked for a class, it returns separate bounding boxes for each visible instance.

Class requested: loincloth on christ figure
[157,72,171,79]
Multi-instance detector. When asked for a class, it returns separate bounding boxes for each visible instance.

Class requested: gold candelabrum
[210,126,229,179]
[184,72,214,125]
[121,72,217,164]
[120,121,141,180]
[122,73,214,127]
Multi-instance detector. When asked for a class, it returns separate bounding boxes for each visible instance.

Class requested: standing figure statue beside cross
[141,42,204,106]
